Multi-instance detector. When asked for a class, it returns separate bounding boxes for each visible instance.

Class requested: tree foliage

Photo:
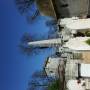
[48,80,59,90]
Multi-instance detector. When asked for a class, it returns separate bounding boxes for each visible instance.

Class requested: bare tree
[20,32,33,43]
[32,70,47,79]
[19,33,49,56]
[15,0,35,14]
[15,0,40,23]
[45,19,57,27]
[19,32,37,55]
[26,9,40,23]
[27,70,55,90]
[45,19,59,39]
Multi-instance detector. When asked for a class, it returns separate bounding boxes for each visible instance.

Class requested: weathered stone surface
[67,0,89,17]
[54,0,89,18]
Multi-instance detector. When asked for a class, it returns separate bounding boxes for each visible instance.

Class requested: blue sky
[0,0,55,90]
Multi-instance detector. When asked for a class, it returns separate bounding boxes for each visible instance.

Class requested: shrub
[85,31,90,37]
[85,39,90,45]
[48,80,59,90]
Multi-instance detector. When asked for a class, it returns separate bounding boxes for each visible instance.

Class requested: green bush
[85,31,90,36]
[48,80,59,90]
[85,39,90,45]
